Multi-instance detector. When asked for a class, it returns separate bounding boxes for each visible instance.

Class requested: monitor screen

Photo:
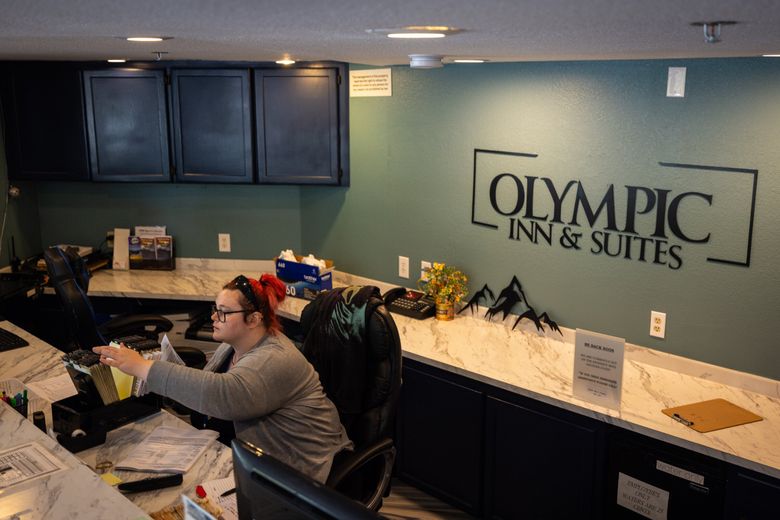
[231,439,384,520]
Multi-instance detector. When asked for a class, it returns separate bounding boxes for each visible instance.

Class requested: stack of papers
[117,426,219,474]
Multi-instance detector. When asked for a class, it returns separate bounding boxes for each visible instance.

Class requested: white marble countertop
[0,401,149,520]
[0,320,230,517]
[82,259,780,481]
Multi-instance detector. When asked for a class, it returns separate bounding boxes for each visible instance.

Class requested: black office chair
[300,286,402,511]
[43,246,206,368]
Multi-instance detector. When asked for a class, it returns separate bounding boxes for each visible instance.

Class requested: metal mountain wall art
[460,276,561,334]
[458,283,495,315]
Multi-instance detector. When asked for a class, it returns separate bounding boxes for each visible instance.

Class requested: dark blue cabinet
[1,63,89,181]
[83,69,170,182]
[725,467,780,519]
[3,62,349,185]
[485,396,605,519]
[397,363,485,515]
[254,68,346,185]
[170,69,253,183]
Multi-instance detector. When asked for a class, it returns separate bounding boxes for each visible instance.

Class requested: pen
[220,487,236,497]
[0,465,13,474]
[672,413,694,427]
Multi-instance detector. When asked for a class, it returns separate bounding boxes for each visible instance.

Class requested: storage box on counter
[275,256,334,300]
[128,235,175,270]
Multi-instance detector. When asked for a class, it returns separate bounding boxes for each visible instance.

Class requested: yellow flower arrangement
[419,262,469,304]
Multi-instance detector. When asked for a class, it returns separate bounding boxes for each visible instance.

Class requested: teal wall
[0,133,42,265]
[3,57,779,379]
[35,183,303,259]
[302,58,780,380]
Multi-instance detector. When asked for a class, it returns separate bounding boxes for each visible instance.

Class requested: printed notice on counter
[573,328,625,409]
[349,68,392,97]
[616,472,669,520]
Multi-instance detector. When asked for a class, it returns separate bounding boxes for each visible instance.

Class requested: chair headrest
[44,246,91,291]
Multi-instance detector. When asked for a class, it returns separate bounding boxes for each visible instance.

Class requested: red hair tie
[248,277,263,297]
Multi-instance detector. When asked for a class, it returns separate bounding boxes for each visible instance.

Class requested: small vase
[435,300,455,321]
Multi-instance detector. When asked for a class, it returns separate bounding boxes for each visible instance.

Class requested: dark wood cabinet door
[485,396,605,520]
[1,63,89,181]
[171,69,253,183]
[83,69,170,182]
[397,364,484,515]
[254,68,341,184]
[725,467,780,520]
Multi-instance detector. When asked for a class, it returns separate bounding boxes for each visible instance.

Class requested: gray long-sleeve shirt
[146,333,352,482]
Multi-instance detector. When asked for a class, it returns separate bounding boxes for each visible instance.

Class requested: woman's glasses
[211,305,248,323]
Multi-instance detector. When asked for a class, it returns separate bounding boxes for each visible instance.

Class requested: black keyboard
[0,326,29,352]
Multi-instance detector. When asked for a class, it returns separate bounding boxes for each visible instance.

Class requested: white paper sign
[616,472,669,520]
[572,329,625,409]
[655,460,704,485]
[349,68,392,97]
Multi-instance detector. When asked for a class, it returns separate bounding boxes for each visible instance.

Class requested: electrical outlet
[650,311,666,339]
[398,256,409,279]
[218,233,231,253]
[420,260,432,281]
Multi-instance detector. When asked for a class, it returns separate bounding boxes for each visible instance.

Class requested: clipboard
[662,398,763,433]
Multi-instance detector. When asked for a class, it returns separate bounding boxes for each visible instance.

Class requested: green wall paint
[5,57,779,379]
[302,58,780,380]
[35,183,303,259]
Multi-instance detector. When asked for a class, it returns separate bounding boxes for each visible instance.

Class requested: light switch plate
[420,260,432,281]
[398,256,409,279]
[218,233,231,253]
[667,67,686,97]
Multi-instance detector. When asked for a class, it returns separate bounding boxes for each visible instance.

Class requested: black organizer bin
[52,368,160,453]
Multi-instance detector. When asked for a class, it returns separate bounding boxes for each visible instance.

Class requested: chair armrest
[327,437,396,511]
[98,314,173,339]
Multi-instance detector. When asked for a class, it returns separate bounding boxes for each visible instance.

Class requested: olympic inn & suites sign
[470,149,757,270]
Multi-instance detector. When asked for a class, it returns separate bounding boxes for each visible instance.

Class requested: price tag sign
[572,329,625,409]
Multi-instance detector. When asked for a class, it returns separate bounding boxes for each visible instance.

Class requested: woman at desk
[92,274,352,483]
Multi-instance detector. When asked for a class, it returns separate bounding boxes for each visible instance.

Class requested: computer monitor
[231,439,384,520]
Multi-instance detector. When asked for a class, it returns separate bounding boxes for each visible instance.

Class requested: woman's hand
[92,344,153,380]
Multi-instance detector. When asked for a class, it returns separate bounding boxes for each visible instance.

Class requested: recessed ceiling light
[107,59,126,63]
[125,36,172,42]
[763,54,780,57]
[453,59,486,63]
[367,26,461,39]
[388,32,446,39]
[276,58,296,65]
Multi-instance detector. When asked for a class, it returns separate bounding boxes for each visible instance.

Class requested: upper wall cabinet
[1,63,89,181]
[1,61,349,186]
[83,69,170,182]
[170,69,253,183]
[254,68,347,185]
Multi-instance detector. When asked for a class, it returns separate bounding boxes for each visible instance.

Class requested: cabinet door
[486,396,605,520]
[725,467,780,519]
[1,63,89,181]
[397,364,484,515]
[171,69,253,183]
[254,68,341,184]
[83,69,170,182]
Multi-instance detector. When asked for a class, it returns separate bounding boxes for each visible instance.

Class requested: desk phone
[384,288,435,320]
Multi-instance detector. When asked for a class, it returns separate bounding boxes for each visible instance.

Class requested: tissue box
[275,256,334,300]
